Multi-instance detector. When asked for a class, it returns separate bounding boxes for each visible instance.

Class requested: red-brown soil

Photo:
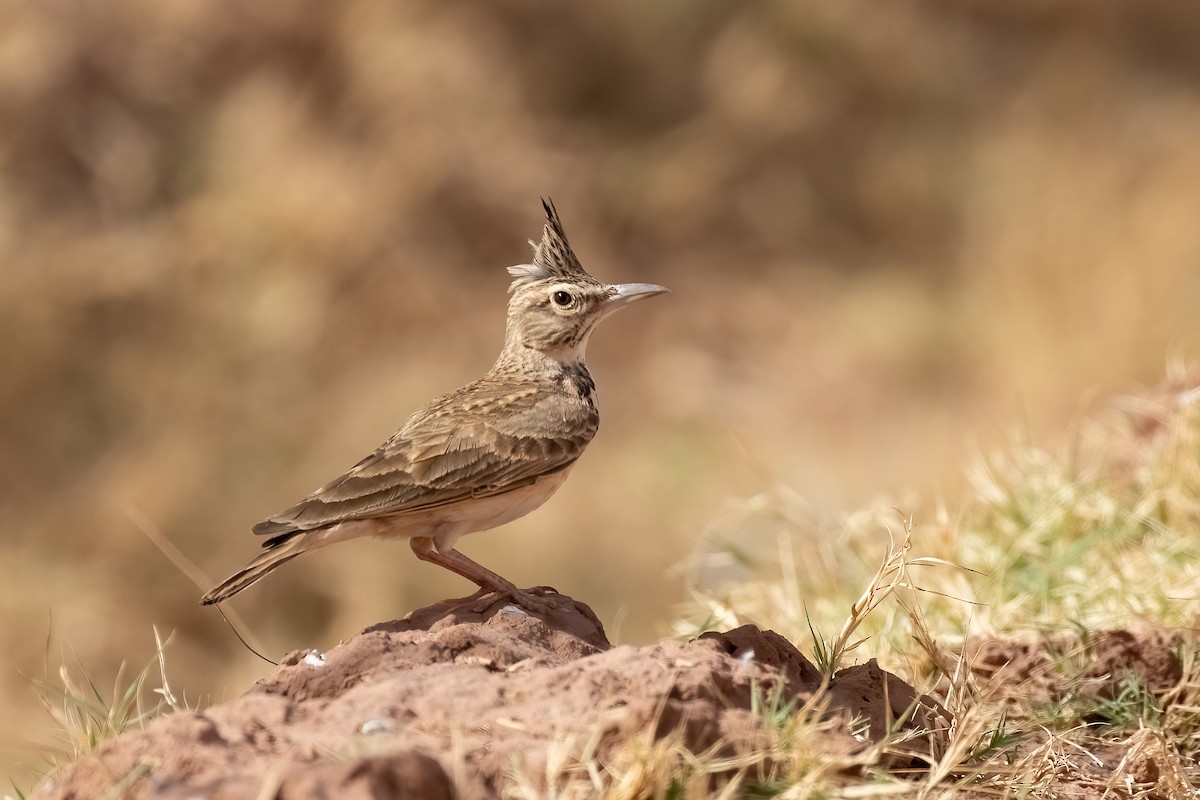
[965,626,1185,709]
[959,626,1196,799]
[31,592,1197,799]
[32,592,949,799]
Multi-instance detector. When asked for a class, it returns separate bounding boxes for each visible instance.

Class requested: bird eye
[552,290,574,307]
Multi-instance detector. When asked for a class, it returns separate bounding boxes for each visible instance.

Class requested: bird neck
[491,342,591,382]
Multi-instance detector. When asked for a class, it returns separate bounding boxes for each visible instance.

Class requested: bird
[200,200,668,612]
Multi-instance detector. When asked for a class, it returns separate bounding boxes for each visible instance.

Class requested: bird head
[499,200,668,364]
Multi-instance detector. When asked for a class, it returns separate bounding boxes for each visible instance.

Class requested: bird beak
[605,283,670,312]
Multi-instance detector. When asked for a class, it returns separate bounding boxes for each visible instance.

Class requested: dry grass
[666,375,1200,798]
[7,630,180,797]
[6,0,1200,787]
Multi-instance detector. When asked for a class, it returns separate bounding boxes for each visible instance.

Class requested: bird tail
[200,531,316,605]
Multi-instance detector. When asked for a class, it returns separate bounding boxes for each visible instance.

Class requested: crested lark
[201,200,667,611]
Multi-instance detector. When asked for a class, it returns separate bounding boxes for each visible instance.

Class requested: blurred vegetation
[5,0,1200,785]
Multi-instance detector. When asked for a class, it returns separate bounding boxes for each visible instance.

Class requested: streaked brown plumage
[200,200,667,611]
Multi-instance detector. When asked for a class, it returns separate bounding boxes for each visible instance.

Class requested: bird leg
[409,537,557,613]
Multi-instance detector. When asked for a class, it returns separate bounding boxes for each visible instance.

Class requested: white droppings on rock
[359,718,395,735]
[302,649,327,668]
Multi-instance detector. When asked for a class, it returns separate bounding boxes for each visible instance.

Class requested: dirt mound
[34,593,948,799]
[965,625,1184,709]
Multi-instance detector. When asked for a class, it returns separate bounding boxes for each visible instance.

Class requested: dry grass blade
[811,515,917,679]
[28,632,180,783]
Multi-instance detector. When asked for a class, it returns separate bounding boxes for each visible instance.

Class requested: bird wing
[251,382,592,538]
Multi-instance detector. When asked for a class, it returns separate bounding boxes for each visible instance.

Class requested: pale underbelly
[321,467,575,548]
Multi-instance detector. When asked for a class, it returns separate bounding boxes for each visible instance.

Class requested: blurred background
[5,0,1200,782]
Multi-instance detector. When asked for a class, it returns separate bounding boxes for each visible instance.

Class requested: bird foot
[458,585,560,615]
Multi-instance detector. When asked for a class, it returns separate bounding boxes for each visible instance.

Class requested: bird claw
[464,586,560,615]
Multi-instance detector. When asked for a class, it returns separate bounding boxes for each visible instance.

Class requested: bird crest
[508,199,588,290]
